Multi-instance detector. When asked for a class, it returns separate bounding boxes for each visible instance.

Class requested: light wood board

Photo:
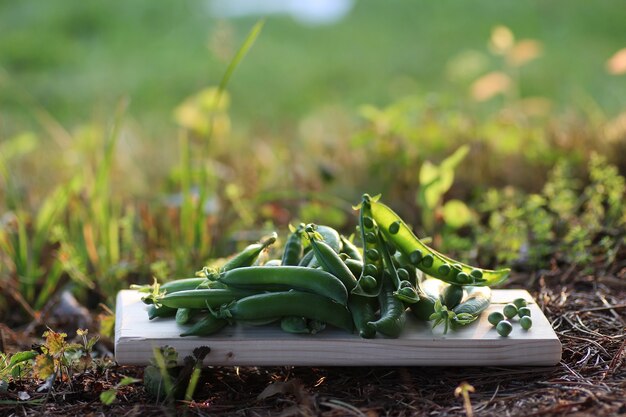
[115,289,562,366]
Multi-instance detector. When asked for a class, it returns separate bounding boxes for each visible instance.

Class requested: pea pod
[375,229,419,304]
[159,288,257,310]
[348,294,377,338]
[306,225,342,268]
[340,235,363,262]
[305,226,357,292]
[175,307,194,325]
[281,224,305,266]
[280,317,326,334]
[217,266,348,305]
[221,232,277,272]
[180,314,228,337]
[280,316,309,334]
[369,197,509,286]
[351,195,385,297]
[452,287,491,319]
[315,225,342,253]
[217,291,354,332]
[147,304,177,320]
[368,275,406,338]
[297,249,315,267]
[441,284,464,309]
[141,277,208,317]
[431,287,492,333]
[344,258,363,277]
[409,292,438,321]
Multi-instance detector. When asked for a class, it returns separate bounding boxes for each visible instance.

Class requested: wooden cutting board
[115,289,561,366]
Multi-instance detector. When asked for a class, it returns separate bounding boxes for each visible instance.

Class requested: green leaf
[118,376,141,387]
[8,351,38,367]
[100,389,117,405]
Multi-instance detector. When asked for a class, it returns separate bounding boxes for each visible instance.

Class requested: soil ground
[1,258,624,417]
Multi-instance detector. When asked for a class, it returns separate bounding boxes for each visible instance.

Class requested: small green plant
[33,328,98,383]
[0,350,38,390]
[100,376,141,405]
[475,154,625,270]
[143,345,211,404]
[417,145,470,234]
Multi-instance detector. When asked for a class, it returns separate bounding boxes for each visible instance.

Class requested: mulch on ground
[1,257,624,417]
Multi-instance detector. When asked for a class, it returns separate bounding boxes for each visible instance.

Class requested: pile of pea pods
[136,194,511,338]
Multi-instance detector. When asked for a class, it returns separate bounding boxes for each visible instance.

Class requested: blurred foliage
[0,10,625,325]
[474,154,624,270]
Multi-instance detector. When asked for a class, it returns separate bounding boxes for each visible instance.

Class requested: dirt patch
[1,262,624,417]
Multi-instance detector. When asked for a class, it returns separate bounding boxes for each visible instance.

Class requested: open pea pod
[368,196,510,287]
[350,196,385,298]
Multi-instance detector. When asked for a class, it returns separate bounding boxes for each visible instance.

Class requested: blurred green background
[1,0,625,135]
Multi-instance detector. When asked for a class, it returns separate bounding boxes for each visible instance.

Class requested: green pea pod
[305,227,357,292]
[221,232,278,272]
[452,287,491,320]
[218,266,348,305]
[297,249,315,267]
[340,235,363,261]
[315,225,342,253]
[281,224,305,266]
[441,284,464,309]
[218,291,354,332]
[161,277,208,293]
[375,229,419,304]
[280,316,310,334]
[351,196,385,297]
[369,198,510,286]
[409,293,438,321]
[175,307,194,325]
[147,304,177,320]
[344,258,363,278]
[159,288,257,309]
[368,275,406,338]
[348,294,377,338]
[137,277,209,306]
[180,314,228,337]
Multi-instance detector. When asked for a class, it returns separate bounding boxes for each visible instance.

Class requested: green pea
[388,221,401,235]
[409,250,423,266]
[456,272,471,284]
[366,248,380,261]
[365,232,377,244]
[488,311,505,326]
[496,320,513,337]
[452,263,463,272]
[470,269,483,279]
[518,307,531,318]
[386,241,397,255]
[362,216,374,229]
[513,298,527,309]
[397,268,410,281]
[520,316,533,330]
[438,264,451,275]
[360,275,377,290]
[503,303,518,319]
[421,254,434,268]
[363,264,378,277]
